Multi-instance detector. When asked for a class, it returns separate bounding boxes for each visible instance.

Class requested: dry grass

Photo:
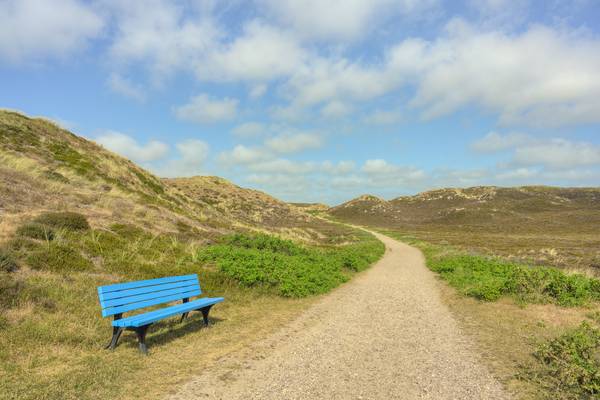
[438,281,596,399]
[0,268,314,400]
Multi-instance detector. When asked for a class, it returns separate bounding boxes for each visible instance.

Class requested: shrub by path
[169,231,509,399]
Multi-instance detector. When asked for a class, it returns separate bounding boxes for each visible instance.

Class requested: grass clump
[196,232,384,297]
[34,211,90,231]
[16,222,55,241]
[0,250,19,272]
[26,243,93,272]
[528,322,600,398]
[0,272,23,308]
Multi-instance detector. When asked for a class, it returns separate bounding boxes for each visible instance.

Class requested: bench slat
[113,297,224,328]
[98,274,198,294]
[101,289,201,317]
[98,279,201,301]
[99,283,200,308]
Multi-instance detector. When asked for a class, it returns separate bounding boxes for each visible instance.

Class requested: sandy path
[168,231,509,400]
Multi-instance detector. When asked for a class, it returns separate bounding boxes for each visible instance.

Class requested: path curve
[169,231,509,400]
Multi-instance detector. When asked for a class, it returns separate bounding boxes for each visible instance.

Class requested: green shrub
[531,322,600,397]
[410,237,600,307]
[196,233,384,297]
[0,251,18,272]
[34,212,90,231]
[16,223,55,241]
[42,170,69,183]
[26,244,92,272]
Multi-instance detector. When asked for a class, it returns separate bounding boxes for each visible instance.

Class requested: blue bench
[97,274,224,354]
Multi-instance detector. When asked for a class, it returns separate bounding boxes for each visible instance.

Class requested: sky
[1,0,600,204]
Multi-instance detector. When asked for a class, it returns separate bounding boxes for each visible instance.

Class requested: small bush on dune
[16,223,55,241]
[0,250,19,272]
[530,322,600,397]
[26,243,92,273]
[34,211,90,231]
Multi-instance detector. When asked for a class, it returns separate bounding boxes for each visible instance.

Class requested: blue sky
[1,0,599,204]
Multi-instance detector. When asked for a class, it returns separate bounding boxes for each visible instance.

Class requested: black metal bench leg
[105,327,124,350]
[200,305,213,326]
[134,325,151,355]
[180,312,190,323]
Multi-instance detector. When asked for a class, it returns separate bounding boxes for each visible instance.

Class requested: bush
[423,245,600,306]
[197,233,384,297]
[0,251,18,272]
[26,244,92,272]
[531,322,600,397]
[16,223,55,241]
[34,212,90,231]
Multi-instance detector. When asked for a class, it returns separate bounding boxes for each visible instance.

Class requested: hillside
[0,109,384,400]
[0,110,349,243]
[330,186,600,270]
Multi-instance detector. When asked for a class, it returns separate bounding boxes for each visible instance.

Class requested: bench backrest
[97,274,201,317]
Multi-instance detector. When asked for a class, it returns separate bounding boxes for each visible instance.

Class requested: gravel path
[169,231,509,400]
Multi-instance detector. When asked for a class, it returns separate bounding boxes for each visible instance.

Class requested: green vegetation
[42,170,69,183]
[528,322,600,398]
[0,222,383,400]
[0,250,18,272]
[383,231,600,307]
[16,222,55,241]
[49,142,96,177]
[197,232,384,297]
[34,211,90,231]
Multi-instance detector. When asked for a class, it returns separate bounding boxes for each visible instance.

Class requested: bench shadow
[117,314,226,351]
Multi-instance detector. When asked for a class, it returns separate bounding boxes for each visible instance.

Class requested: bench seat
[112,296,224,328]
[97,274,224,354]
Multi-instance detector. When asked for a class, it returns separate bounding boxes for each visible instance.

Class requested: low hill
[330,186,600,270]
[0,110,346,243]
[331,186,600,234]
[165,176,333,240]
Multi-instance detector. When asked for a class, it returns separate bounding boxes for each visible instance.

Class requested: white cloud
[232,122,266,138]
[265,132,323,154]
[276,20,600,127]
[321,101,352,118]
[249,84,268,98]
[152,139,209,177]
[471,132,530,153]
[363,109,404,125]
[95,131,169,162]
[219,145,271,165]
[247,159,317,174]
[472,132,600,169]
[403,21,600,126]
[0,0,104,63]
[196,21,306,82]
[107,1,219,78]
[362,159,427,181]
[258,0,439,42]
[512,139,600,169]
[107,73,146,101]
[174,93,238,123]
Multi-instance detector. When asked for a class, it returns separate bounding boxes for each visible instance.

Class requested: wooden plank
[99,280,201,302]
[99,283,200,308]
[101,289,202,317]
[113,297,225,327]
[97,274,198,294]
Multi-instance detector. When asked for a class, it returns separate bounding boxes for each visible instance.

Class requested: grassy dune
[0,212,383,400]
